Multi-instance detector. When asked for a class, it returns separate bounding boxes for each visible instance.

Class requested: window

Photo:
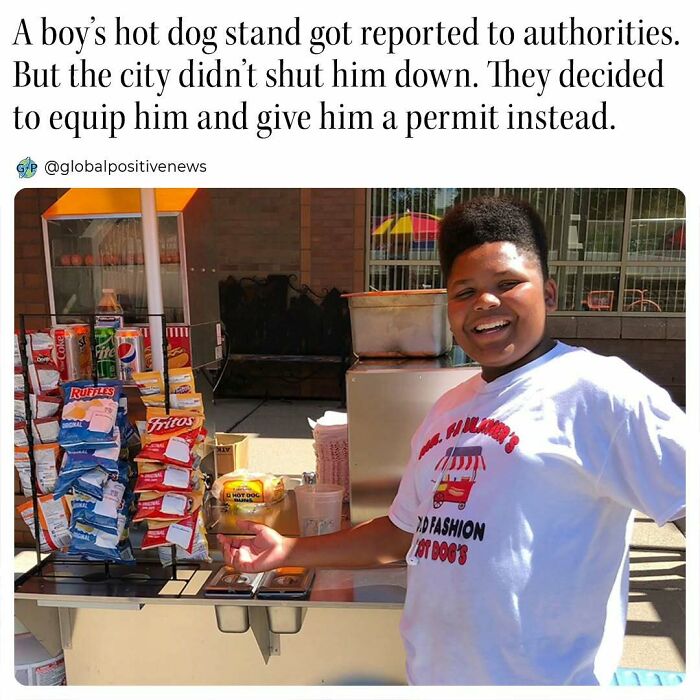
[367,188,685,315]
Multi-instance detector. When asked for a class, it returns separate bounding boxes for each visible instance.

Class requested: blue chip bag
[68,520,135,563]
[70,481,127,534]
[53,446,121,500]
[59,381,122,450]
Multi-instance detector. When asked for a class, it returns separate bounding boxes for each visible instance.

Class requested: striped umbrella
[372,211,442,248]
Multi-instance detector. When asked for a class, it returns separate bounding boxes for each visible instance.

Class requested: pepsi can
[115,328,145,382]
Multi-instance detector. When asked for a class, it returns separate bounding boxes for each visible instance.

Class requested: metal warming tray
[343,290,452,357]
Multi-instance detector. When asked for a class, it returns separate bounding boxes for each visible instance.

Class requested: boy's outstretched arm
[217,516,413,573]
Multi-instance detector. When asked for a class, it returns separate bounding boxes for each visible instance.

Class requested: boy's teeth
[476,321,508,331]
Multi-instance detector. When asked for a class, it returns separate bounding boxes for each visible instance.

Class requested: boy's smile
[447,241,557,382]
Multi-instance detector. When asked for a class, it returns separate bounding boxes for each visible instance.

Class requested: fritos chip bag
[141,510,199,552]
[134,464,200,494]
[137,414,203,467]
[59,380,121,450]
[133,491,203,522]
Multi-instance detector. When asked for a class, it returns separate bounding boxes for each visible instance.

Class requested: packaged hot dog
[212,470,286,509]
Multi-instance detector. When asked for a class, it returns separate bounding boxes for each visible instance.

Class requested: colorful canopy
[371,212,442,243]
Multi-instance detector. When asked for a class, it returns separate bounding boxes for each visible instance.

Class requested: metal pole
[19,315,43,567]
[140,189,165,371]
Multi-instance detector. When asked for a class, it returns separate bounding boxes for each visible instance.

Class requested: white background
[1,1,697,699]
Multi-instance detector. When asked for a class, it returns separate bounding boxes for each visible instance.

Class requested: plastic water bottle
[95,289,123,328]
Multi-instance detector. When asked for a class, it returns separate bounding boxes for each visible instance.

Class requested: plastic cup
[294,483,344,537]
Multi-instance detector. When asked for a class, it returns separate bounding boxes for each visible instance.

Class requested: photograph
[13,186,686,686]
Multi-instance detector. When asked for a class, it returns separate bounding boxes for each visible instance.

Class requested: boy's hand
[217,520,292,573]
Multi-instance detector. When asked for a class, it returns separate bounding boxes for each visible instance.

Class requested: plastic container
[14,629,66,686]
[343,289,452,357]
[96,288,124,328]
[294,484,344,536]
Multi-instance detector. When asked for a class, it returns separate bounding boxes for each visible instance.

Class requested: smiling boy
[218,196,685,685]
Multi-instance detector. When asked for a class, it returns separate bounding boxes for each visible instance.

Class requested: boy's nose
[473,291,501,310]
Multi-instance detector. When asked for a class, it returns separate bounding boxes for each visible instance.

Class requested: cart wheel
[458,502,466,510]
[433,493,444,508]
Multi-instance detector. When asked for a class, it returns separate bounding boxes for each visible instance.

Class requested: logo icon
[17,157,37,179]
[117,342,137,365]
[432,446,487,510]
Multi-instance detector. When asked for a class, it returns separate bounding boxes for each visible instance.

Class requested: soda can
[116,328,145,381]
[94,327,117,379]
[72,324,93,379]
[51,326,81,381]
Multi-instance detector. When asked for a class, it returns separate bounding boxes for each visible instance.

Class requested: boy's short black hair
[438,196,550,281]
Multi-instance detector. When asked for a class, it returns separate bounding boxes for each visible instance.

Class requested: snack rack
[17,312,186,583]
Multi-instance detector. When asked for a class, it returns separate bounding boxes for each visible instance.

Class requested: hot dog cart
[15,284,479,685]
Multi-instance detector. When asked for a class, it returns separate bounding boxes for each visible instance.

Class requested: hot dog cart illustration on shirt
[432,446,486,510]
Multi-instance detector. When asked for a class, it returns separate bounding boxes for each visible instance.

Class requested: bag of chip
[15,443,61,495]
[17,495,71,552]
[158,510,210,565]
[59,380,122,450]
[28,363,61,394]
[136,414,203,467]
[134,464,201,494]
[168,367,195,395]
[132,370,164,397]
[141,509,199,553]
[133,491,203,522]
[25,331,56,368]
[53,451,122,499]
[70,473,130,533]
[68,519,135,563]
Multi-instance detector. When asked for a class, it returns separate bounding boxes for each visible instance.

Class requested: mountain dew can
[94,327,117,379]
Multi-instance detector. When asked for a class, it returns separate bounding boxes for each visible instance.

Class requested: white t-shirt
[389,341,685,685]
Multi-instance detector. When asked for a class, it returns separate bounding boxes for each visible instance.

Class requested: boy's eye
[454,288,475,299]
[499,280,520,290]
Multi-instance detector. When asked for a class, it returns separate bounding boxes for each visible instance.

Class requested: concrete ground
[209,397,686,674]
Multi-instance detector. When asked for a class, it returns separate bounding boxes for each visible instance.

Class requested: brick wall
[548,316,685,407]
[305,188,365,294]
[212,188,301,279]
[14,188,67,326]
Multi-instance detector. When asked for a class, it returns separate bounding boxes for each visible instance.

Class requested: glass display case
[45,214,184,324]
[42,188,222,369]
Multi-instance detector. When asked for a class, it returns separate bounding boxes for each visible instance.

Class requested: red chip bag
[140,510,199,552]
[136,414,203,467]
[133,492,202,522]
[26,331,57,369]
[134,465,199,494]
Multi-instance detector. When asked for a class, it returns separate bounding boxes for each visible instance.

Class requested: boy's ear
[543,278,558,312]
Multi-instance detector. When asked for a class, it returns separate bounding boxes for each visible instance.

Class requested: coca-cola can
[51,325,82,381]
[116,328,145,381]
